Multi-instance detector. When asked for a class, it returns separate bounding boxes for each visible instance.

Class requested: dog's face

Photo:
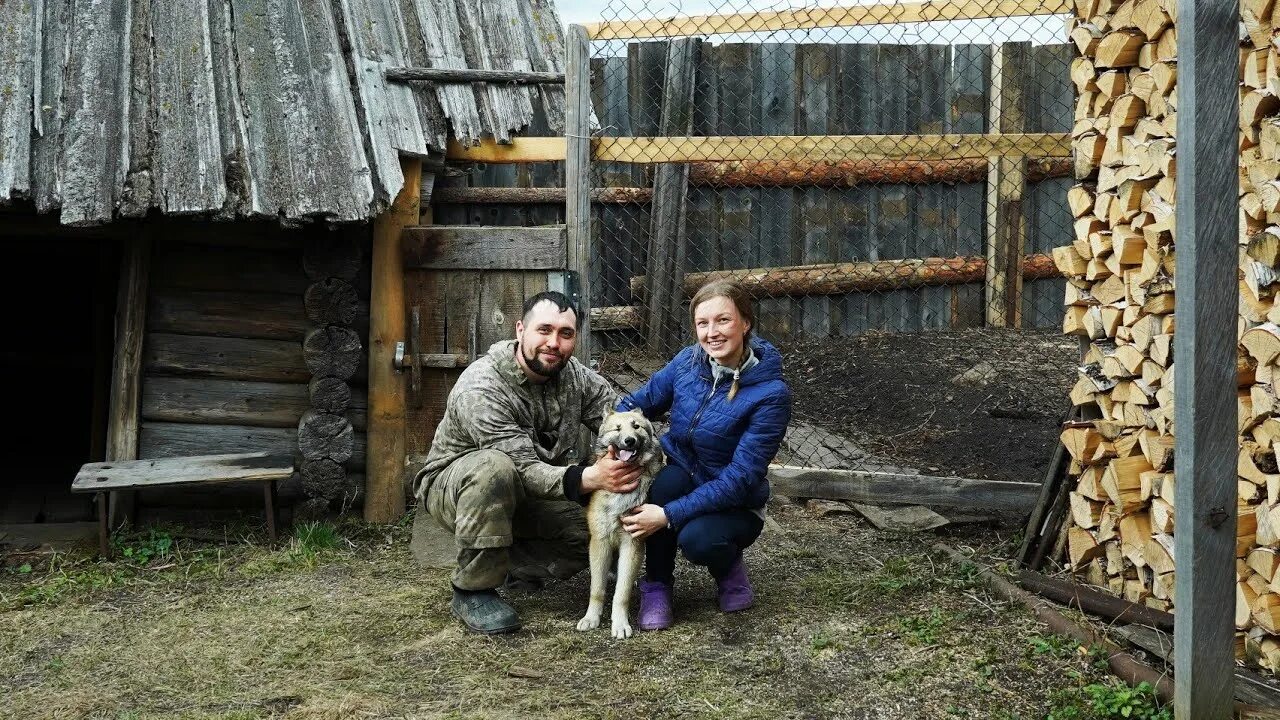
[597,409,657,463]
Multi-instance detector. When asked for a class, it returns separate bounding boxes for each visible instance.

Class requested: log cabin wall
[1056,0,1280,674]
[135,220,371,518]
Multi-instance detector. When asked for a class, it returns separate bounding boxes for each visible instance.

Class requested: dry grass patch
[2,507,1126,719]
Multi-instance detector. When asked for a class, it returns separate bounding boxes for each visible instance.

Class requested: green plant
[293,522,342,552]
[114,529,173,565]
[898,608,949,645]
[1083,681,1170,720]
[1029,633,1080,660]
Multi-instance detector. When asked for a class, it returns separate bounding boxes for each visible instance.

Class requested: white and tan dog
[576,409,664,639]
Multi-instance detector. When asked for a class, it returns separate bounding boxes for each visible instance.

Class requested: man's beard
[523,345,566,376]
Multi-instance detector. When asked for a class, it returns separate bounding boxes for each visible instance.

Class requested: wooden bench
[72,452,295,557]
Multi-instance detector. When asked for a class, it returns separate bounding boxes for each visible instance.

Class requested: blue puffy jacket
[618,337,792,529]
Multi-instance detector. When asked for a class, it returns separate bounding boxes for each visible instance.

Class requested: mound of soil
[781,328,1077,483]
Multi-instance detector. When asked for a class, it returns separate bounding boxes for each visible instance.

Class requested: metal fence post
[1173,0,1240,716]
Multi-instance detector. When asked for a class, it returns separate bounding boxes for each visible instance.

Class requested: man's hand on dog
[581,446,643,494]
[621,504,667,539]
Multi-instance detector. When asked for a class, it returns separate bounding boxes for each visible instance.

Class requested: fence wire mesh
[584,1,1080,483]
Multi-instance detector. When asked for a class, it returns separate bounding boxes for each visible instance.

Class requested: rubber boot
[637,580,674,631]
[451,587,522,634]
[715,557,755,613]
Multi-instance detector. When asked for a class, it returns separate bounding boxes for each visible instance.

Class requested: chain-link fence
[583,1,1080,484]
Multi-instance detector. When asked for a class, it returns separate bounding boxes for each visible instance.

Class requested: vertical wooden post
[984,42,1029,328]
[1173,1,1239,717]
[645,38,699,356]
[365,157,420,524]
[105,234,151,529]
[566,24,594,362]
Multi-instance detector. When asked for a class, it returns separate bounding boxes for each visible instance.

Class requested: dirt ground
[780,329,1078,484]
[0,506,1141,720]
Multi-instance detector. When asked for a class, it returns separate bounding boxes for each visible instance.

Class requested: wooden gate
[401,224,569,458]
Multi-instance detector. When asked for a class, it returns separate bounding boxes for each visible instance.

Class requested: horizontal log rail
[428,157,1075,205]
[592,254,1061,331]
[583,0,1072,40]
[594,134,1072,163]
[386,68,565,84]
[631,253,1059,298]
[444,134,1073,164]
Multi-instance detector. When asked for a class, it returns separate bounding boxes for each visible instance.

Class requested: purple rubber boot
[716,556,755,613]
[637,580,674,631]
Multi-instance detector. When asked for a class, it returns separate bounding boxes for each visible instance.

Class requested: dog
[576,408,665,639]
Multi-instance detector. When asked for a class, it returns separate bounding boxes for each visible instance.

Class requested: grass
[1,506,1133,719]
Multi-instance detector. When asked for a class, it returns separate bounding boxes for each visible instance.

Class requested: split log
[590,305,642,332]
[297,410,355,463]
[302,233,363,281]
[304,278,359,326]
[629,253,1059,299]
[300,458,345,501]
[303,326,362,380]
[309,376,352,414]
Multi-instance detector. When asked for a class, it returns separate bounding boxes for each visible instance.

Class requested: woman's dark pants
[645,464,764,583]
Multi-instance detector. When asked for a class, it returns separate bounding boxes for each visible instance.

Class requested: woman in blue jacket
[619,280,792,631]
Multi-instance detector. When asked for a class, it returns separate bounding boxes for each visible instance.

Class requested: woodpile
[298,236,364,519]
[1057,0,1280,673]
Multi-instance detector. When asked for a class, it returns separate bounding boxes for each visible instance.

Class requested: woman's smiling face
[693,295,750,367]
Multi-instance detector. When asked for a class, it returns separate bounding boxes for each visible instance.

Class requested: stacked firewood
[298,235,364,520]
[1054,0,1280,671]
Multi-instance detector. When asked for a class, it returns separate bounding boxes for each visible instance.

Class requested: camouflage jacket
[414,340,617,501]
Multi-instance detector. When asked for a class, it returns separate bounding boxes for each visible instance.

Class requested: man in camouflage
[413,291,642,634]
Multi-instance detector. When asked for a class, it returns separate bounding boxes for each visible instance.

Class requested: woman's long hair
[689,280,754,400]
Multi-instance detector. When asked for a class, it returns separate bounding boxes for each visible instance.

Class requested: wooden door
[401,225,568,458]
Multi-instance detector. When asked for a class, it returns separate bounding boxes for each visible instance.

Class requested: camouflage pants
[424,449,588,590]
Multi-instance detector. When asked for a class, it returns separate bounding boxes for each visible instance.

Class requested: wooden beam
[985,43,1030,329]
[401,225,567,270]
[590,305,642,331]
[1173,0,1240,716]
[385,67,565,85]
[688,157,1075,187]
[73,452,294,492]
[446,137,568,163]
[584,0,1072,39]
[645,38,698,356]
[105,235,151,527]
[768,465,1040,511]
[629,253,1059,298]
[565,25,594,361]
[594,133,1072,163]
[429,186,653,205]
[365,157,419,524]
[444,133,1073,165]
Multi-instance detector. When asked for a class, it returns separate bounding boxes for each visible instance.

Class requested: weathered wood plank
[985,42,1030,329]
[584,0,1073,39]
[58,0,130,225]
[0,0,35,200]
[141,376,367,430]
[152,0,225,213]
[430,186,651,205]
[1173,1,1242,716]
[148,289,310,341]
[139,421,365,469]
[565,24,594,360]
[386,67,565,84]
[401,225,567,270]
[228,0,372,220]
[145,333,309,383]
[29,0,72,213]
[645,38,698,356]
[335,0,430,202]
[72,452,293,492]
[768,465,1039,511]
[107,238,152,462]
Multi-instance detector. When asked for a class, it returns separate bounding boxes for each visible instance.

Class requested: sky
[554,0,1071,48]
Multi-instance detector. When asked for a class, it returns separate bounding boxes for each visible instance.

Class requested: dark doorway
[0,219,120,524]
